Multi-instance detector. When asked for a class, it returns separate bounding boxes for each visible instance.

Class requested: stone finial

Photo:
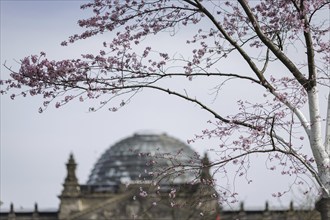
[240,202,244,211]
[238,202,246,220]
[8,203,16,219]
[33,202,39,218]
[286,201,297,220]
[65,153,78,182]
[34,202,38,212]
[289,201,294,211]
[265,201,269,211]
[59,154,82,219]
[263,201,272,220]
[200,152,212,181]
[61,153,80,197]
[10,203,14,213]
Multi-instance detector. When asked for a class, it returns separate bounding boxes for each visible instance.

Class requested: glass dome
[87,133,200,187]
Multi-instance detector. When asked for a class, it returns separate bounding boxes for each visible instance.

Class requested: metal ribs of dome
[87,133,200,187]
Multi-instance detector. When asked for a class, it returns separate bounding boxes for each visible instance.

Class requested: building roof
[87,133,200,187]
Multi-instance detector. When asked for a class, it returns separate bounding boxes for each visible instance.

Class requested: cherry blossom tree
[1,0,329,218]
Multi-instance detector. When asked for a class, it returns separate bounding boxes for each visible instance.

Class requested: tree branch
[187,0,272,89]
[237,0,309,89]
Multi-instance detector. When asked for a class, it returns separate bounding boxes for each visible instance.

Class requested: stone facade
[55,151,220,220]
[0,134,322,220]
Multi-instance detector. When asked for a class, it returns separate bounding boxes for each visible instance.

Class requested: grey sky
[0,0,320,211]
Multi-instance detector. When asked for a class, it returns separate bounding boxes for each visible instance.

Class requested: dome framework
[87,133,201,187]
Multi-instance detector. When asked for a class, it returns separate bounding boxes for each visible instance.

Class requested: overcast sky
[0,0,322,212]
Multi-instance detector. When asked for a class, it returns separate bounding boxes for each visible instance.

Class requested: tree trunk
[315,198,330,220]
